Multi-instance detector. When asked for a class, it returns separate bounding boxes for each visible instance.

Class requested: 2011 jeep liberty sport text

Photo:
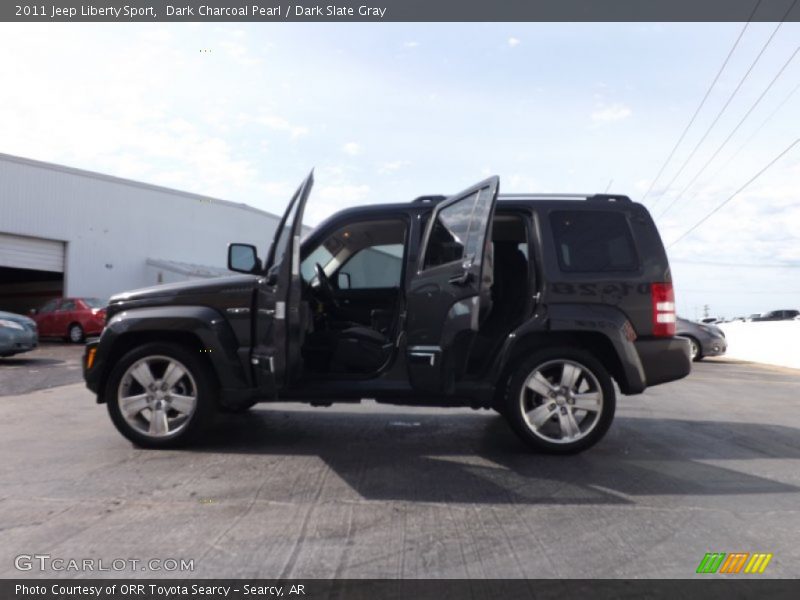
[84,173,691,454]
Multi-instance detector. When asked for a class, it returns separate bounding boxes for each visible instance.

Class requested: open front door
[406,176,499,394]
[252,171,313,394]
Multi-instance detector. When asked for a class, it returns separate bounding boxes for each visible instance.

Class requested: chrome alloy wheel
[519,359,603,444]
[689,339,699,360]
[116,355,198,438]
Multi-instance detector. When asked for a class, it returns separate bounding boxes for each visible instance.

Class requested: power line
[667,137,800,248]
[649,0,797,209]
[698,79,800,188]
[657,45,800,220]
[640,1,763,204]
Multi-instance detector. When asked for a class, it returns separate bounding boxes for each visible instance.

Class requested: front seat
[331,326,393,373]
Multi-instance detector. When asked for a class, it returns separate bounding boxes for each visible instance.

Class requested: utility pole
[703,304,710,319]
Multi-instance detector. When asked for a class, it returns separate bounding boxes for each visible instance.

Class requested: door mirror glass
[228,243,261,274]
[337,272,351,290]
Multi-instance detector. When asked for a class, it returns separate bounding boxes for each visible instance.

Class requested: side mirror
[228,243,262,274]
[337,272,351,290]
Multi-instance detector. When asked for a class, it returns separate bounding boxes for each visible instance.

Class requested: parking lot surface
[1,357,799,578]
[0,343,84,396]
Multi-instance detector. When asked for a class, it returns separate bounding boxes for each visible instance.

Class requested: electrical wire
[640,0,763,204]
[667,137,800,248]
[649,0,797,209]
[658,45,800,220]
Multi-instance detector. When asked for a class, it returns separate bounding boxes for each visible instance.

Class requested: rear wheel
[67,323,84,343]
[106,343,216,448]
[503,348,616,454]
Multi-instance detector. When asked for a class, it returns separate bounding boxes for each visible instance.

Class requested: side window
[550,210,638,272]
[423,192,478,270]
[60,300,76,311]
[39,300,58,314]
[300,245,334,282]
[339,244,404,289]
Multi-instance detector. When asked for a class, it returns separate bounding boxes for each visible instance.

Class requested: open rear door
[252,171,313,393]
[405,176,499,394]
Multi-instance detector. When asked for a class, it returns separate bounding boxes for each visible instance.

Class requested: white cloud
[591,103,632,123]
[342,142,361,156]
[508,37,521,47]
[306,183,371,224]
[403,41,419,48]
[378,160,410,174]
[255,114,310,139]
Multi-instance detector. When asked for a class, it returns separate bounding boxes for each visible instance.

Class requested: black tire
[502,347,616,455]
[105,342,216,448]
[687,337,703,362]
[67,323,84,344]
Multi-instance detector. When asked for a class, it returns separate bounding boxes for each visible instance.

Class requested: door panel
[406,176,499,393]
[252,171,314,393]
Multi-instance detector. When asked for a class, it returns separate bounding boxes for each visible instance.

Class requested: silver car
[0,310,38,357]
[676,317,726,362]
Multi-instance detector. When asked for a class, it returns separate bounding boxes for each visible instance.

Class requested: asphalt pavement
[1,353,799,579]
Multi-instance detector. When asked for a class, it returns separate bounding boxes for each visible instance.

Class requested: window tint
[60,300,76,311]
[340,244,403,289]
[300,245,334,282]
[423,192,478,269]
[39,300,58,313]
[550,211,638,272]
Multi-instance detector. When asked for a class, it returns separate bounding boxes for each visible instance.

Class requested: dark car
[676,317,726,361]
[84,174,691,454]
[31,298,106,343]
[752,309,799,321]
[0,310,38,357]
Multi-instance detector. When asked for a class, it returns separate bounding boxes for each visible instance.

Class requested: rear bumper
[635,336,692,387]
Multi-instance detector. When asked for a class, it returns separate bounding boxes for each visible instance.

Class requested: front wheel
[106,343,216,448]
[503,348,616,454]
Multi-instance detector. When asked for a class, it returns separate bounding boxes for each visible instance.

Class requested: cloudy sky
[1,22,799,318]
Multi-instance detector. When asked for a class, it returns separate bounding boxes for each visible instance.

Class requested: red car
[31,298,106,343]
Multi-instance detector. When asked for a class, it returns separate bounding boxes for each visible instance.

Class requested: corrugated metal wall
[0,153,281,301]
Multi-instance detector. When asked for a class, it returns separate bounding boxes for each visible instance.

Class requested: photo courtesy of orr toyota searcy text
[15,584,301,597]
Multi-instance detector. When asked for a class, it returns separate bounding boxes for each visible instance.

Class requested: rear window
[550,210,638,272]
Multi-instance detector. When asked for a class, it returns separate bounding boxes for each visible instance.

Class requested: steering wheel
[314,263,340,309]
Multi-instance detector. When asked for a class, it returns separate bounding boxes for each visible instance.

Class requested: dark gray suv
[84,174,691,454]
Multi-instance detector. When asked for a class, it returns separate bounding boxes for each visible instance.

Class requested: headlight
[0,319,24,330]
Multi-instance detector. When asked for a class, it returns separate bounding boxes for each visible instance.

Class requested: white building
[0,153,281,313]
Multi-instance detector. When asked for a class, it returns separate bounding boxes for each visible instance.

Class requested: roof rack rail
[498,193,632,203]
[411,195,447,204]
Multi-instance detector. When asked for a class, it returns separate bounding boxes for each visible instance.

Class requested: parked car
[32,298,106,343]
[752,309,799,321]
[84,175,691,454]
[745,313,761,322]
[0,310,38,357]
[676,317,727,361]
[700,317,723,324]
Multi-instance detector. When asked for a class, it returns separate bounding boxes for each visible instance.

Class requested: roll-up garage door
[0,232,65,272]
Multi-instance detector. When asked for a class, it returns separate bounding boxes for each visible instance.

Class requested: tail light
[651,282,676,337]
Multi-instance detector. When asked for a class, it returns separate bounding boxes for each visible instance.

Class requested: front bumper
[635,336,692,387]
[0,328,38,355]
[702,336,727,357]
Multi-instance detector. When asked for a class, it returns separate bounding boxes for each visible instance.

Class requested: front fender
[84,305,249,399]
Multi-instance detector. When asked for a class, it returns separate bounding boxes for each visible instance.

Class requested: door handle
[448,270,472,286]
